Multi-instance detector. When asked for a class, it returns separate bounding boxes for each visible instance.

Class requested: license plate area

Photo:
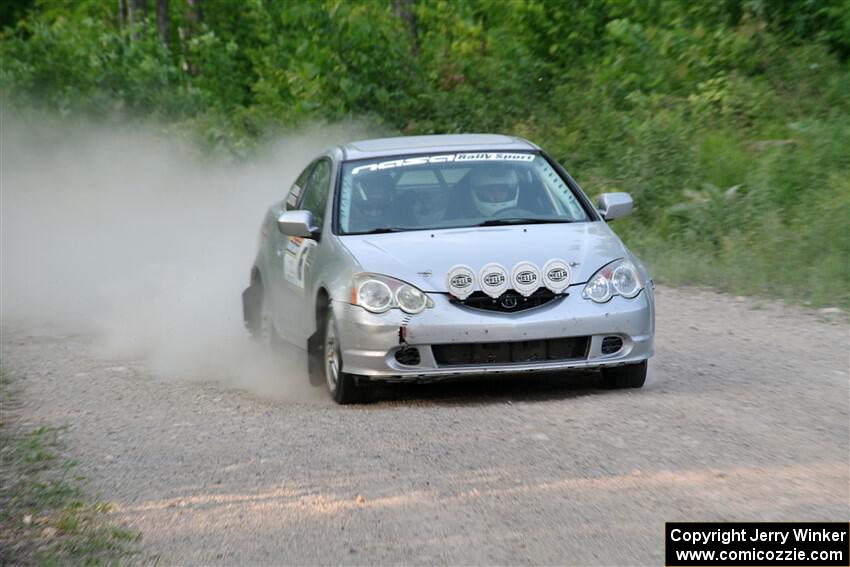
[432,337,589,367]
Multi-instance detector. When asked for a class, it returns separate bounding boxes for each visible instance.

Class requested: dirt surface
[2,286,848,565]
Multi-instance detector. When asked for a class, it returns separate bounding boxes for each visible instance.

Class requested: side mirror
[597,192,634,221]
[277,210,318,238]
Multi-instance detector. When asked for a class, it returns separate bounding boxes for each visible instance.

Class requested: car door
[274,157,333,344]
[265,161,316,343]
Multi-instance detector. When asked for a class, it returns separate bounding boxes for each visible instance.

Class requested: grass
[0,370,142,566]
[579,112,850,311]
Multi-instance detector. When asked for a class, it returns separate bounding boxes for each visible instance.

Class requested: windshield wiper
[476,218,574,227]
[354,227,410,234]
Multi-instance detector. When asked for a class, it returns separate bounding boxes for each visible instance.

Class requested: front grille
[452,288,562,313]
[433,336,589,367]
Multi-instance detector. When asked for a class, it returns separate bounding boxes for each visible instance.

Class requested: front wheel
[601,361,647,389]
[323,310,363,404]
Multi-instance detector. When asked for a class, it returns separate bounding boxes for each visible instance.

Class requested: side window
[299,159,332,228]
[285,164,315,209]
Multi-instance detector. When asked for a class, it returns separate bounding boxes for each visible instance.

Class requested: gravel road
[2,286,848,565]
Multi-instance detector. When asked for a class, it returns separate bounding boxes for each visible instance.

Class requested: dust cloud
[1,112,374,401]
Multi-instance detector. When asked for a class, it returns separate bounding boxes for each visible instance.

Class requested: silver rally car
[243,134,654,403]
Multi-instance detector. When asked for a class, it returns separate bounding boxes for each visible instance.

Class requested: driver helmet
[352,173,394,220]
[469,165,520,216]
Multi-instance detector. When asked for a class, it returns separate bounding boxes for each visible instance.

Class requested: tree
[180,0,202,75]
[393,0,419,56]
[118,0,126,33]
[127,0,147,41]
[157,0,169,45]
[186,0,202,31]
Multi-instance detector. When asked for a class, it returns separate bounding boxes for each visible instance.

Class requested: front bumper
[334,285,654,382]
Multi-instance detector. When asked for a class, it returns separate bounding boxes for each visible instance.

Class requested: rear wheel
[601,361,647,389]
[323,310,363,404]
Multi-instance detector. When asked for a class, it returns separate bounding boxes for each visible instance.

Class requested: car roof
[339,134,539,161]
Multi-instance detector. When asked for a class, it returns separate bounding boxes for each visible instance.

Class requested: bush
[1,0,848,306]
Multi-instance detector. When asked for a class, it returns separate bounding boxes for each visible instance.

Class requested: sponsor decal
[446,264,476,300]
[283,237,315,291]
[511,261,541,297]
[548,268,568,281]
[285,184,303,208]
[351,152,535,175]
[478,263,509,298]
[284,237,301,257]
[454,152,535,162]
[542,258,571,293]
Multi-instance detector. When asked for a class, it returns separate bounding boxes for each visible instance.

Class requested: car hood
[338,222,629,293]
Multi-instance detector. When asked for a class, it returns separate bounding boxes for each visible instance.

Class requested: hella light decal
[542,259,571,293]
[446,264,476,300]
[478,263,509,298]
[511,261,540,297]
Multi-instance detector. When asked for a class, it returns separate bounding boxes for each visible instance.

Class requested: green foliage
[1,0,848,305]
[1,14,196,117]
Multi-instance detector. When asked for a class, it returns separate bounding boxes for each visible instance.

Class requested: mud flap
[242,284,262,333]
[306,330,325,387]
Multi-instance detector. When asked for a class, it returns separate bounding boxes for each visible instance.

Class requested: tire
[323,310,363,404]
[601,360,647,389]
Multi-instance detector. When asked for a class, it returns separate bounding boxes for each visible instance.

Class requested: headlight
[357,279,393,313]
[584,272,612,303]
[611,263,641,298]
[395,284,428,314]
[582,259,644,303]
[352,273,433,314]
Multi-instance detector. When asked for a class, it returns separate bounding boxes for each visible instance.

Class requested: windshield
[337,152,591,234]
